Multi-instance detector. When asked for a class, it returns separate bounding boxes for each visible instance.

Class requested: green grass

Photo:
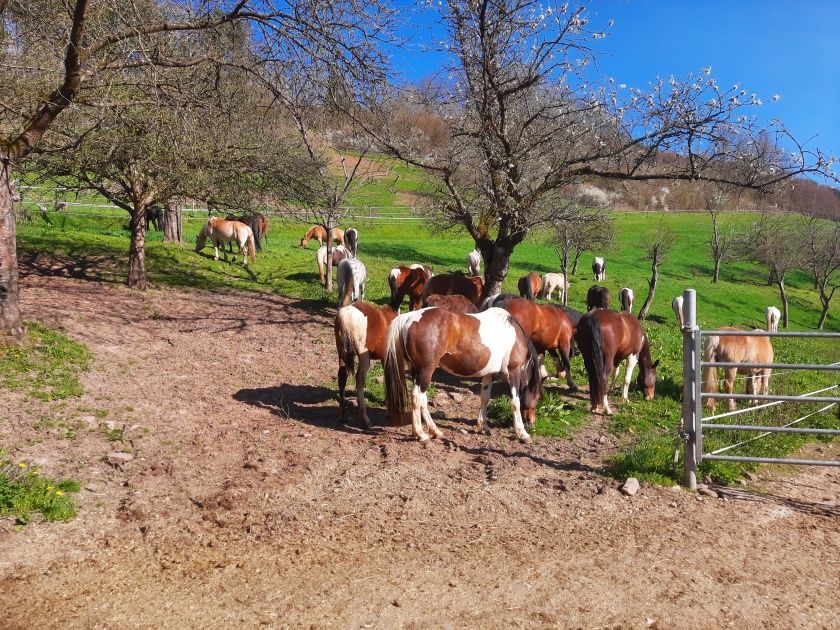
[487,390,589,439]
[0,451,80,524]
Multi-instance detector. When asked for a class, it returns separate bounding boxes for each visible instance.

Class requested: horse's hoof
[519,434,533,445]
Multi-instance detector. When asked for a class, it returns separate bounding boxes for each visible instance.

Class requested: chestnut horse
[195,218,256,265]
[384,307,543,443]
[703,329,773,412]
[300,225,344,249]
[316,245,348,285]
[335,302,398,428]
[422,273,484,306]
[337,258,367,307]
[587,285,611,310]
[389,265,434,311]
[518,272,543,301]
[576,309,658,415]
[425,293,478,313]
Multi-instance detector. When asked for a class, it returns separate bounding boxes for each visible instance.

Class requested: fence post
[682,288,699,489]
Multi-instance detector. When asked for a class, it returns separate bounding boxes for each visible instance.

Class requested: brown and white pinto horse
[422,273,484,307]
[425,293,479,313]
[587,285,611,310]
[703,328,773,412]
[389,265,434,311]
[384,307,543,443]
[300,225,345,249]
[335,302,398,428]
[576,309,658,415]
[518,272,543,301]
[195,217,256,265]
[619,288,634,313]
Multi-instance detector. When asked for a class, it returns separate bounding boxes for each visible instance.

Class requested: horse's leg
[558,345,578,393]
[410,381,429,442]
[724,368,738,411]
[337,356,348,424]
[416,367,443,439]
[356,352,371,429]
[601,354,615,415]
[608,365,619,392]
[475,375,493,435]
[507,374,532,444]
[621,354,638,401]
[213,239,220,261]
[538,352,549,380]
[547,349,563,379]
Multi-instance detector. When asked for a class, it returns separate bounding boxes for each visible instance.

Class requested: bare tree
[552,205,614,304]
[637,224,676,321]
[801,218,840,329]
[703,185,740,283]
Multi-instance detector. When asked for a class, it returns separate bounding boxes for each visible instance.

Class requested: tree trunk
[572,249,582,274]
[0,160,25,343]
[127,206,148,290]
[777,275,789,328]
[637,262,659,321]
[560,247,569,306]
[163,200,182,244]
[325,231,334,294]
[713,256,721,283]
[480,242,513,299]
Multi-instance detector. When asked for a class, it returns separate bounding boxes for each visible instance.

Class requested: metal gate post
[681,289,699,489]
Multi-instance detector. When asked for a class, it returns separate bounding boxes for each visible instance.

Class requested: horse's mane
[557,304,583,325]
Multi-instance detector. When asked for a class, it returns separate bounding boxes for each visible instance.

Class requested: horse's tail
[345,228,358,258]
[509,316,543,403]
[316,248,326,284]
[339,263,353,307]
[524,277,534,301]
[246,230,257,262]
[383,316,409,425]
[578,314,606,408]
[388,269,401,310]
[702,335,720,400]
[335,307,357,376]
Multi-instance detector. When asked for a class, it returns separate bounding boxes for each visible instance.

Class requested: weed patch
[0,452,80,524]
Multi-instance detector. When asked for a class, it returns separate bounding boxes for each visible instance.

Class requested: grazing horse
[518,272,543,301]
[195,217,257,265]
[765,306,781,332]
[335,302,398,428]
[337,257,367,307]
[383,307,543,443]
[672,296,685,327]
[486,294,579,391]
[592,256,606,281]
[146,206,164,231]
[422,273,484,307]
[225,214,265,252]
[389,265,434,311]
[576,309,658,415]
[587,285,611,310]
[703,329,773,412]
[541,272,569,302]
[619,288,635,314]
[425,293,478,313]
[345,228,359,258]
[466,249,482,276]
[316,245,348,285]
[300,225,344,249]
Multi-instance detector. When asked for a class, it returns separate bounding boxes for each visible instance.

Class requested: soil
[1,267,838,629]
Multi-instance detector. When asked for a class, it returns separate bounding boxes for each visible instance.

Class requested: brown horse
[703,329,774,412]
[576,309,658,415]
[587,285,611,310]
[335,302,398,428]
[422,273,484,306]
[425,293,479,313]
[300,225,345,248]
[384,307,543,443]
[195,217,256,265]
[518,272,543,301]
[389,265,434,311]
[225,213,268,252]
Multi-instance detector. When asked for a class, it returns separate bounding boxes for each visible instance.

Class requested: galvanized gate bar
[703,455,840,466]
[700,330,840,338]
[703,384,839,422]
[702,393,840,403]
[701,424,840,435]
[681,289,699,490]
[701,362,840,371]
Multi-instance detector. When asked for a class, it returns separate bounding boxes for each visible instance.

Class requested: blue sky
[388,0,840,166]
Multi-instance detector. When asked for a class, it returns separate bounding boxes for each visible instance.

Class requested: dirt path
[1,271,838,629]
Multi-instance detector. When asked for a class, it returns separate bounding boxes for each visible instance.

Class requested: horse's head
[195,225,207,251]
[637,358,659,400]
[299,237,306,248]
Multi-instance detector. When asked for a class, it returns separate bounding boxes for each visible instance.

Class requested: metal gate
[679,289,840,489]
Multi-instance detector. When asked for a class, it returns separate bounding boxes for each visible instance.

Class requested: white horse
[337,257,367,307]
[765,306,781,332]
[345,228,360,258]
[541,272,569,302]
[592,256,606,281]
[672,296,685,327]
[619,287,634,313]
[466,249,482,276]
[316,245,348,285]
[195,217,256,266]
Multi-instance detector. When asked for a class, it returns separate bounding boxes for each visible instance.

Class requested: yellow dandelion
[47,486,54,492]
[56,490,64,497]
[18,463,27,468]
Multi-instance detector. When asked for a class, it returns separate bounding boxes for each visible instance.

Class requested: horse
[466,249,482,276]
[541,272,569,302]
[672,296,685,327]
[765,306,781,332]
[146,206,164,231]
[335,302,398,428]
[425,293,479,313]
[485,294,579,391]
[337,257,367,307]
[619,288,635,314]
[587,285,611,310]
[383,307,543,443]
[316,245,348,285]
[518,272,543,301]
[195,217,256,265]
[576,309,658,415]
[592,256,606,281]
[703,329,773,412]
[225,214,266,252]
[389,265,434,311]
[422,273,484,307]
[300,225,344,249]
[345,228,359,258]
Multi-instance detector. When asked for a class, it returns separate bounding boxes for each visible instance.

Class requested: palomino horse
[422,273,484,307]
[389,265,434,311]
[384,307,543,443]
[226,213,268,251]
[765,306,781,332]
[425,293,478,313]
[300,225,344,249]
[485,294,579,391]
[703,328,773,412]
[518,272,543,301]
[335,302,398,428]
[576,309,658,415]
[466,249,482,276]
[337,257,367,307]
[592,256,606,281]
[587,285,611,310]
[316,245,348,285]
[345,228,359,258]
[672,296,685,327]
[619,288,635,314]
[541,272,569,302]
[195,217,256,265]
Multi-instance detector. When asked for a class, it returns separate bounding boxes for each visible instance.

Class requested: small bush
[0,452,80,524]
